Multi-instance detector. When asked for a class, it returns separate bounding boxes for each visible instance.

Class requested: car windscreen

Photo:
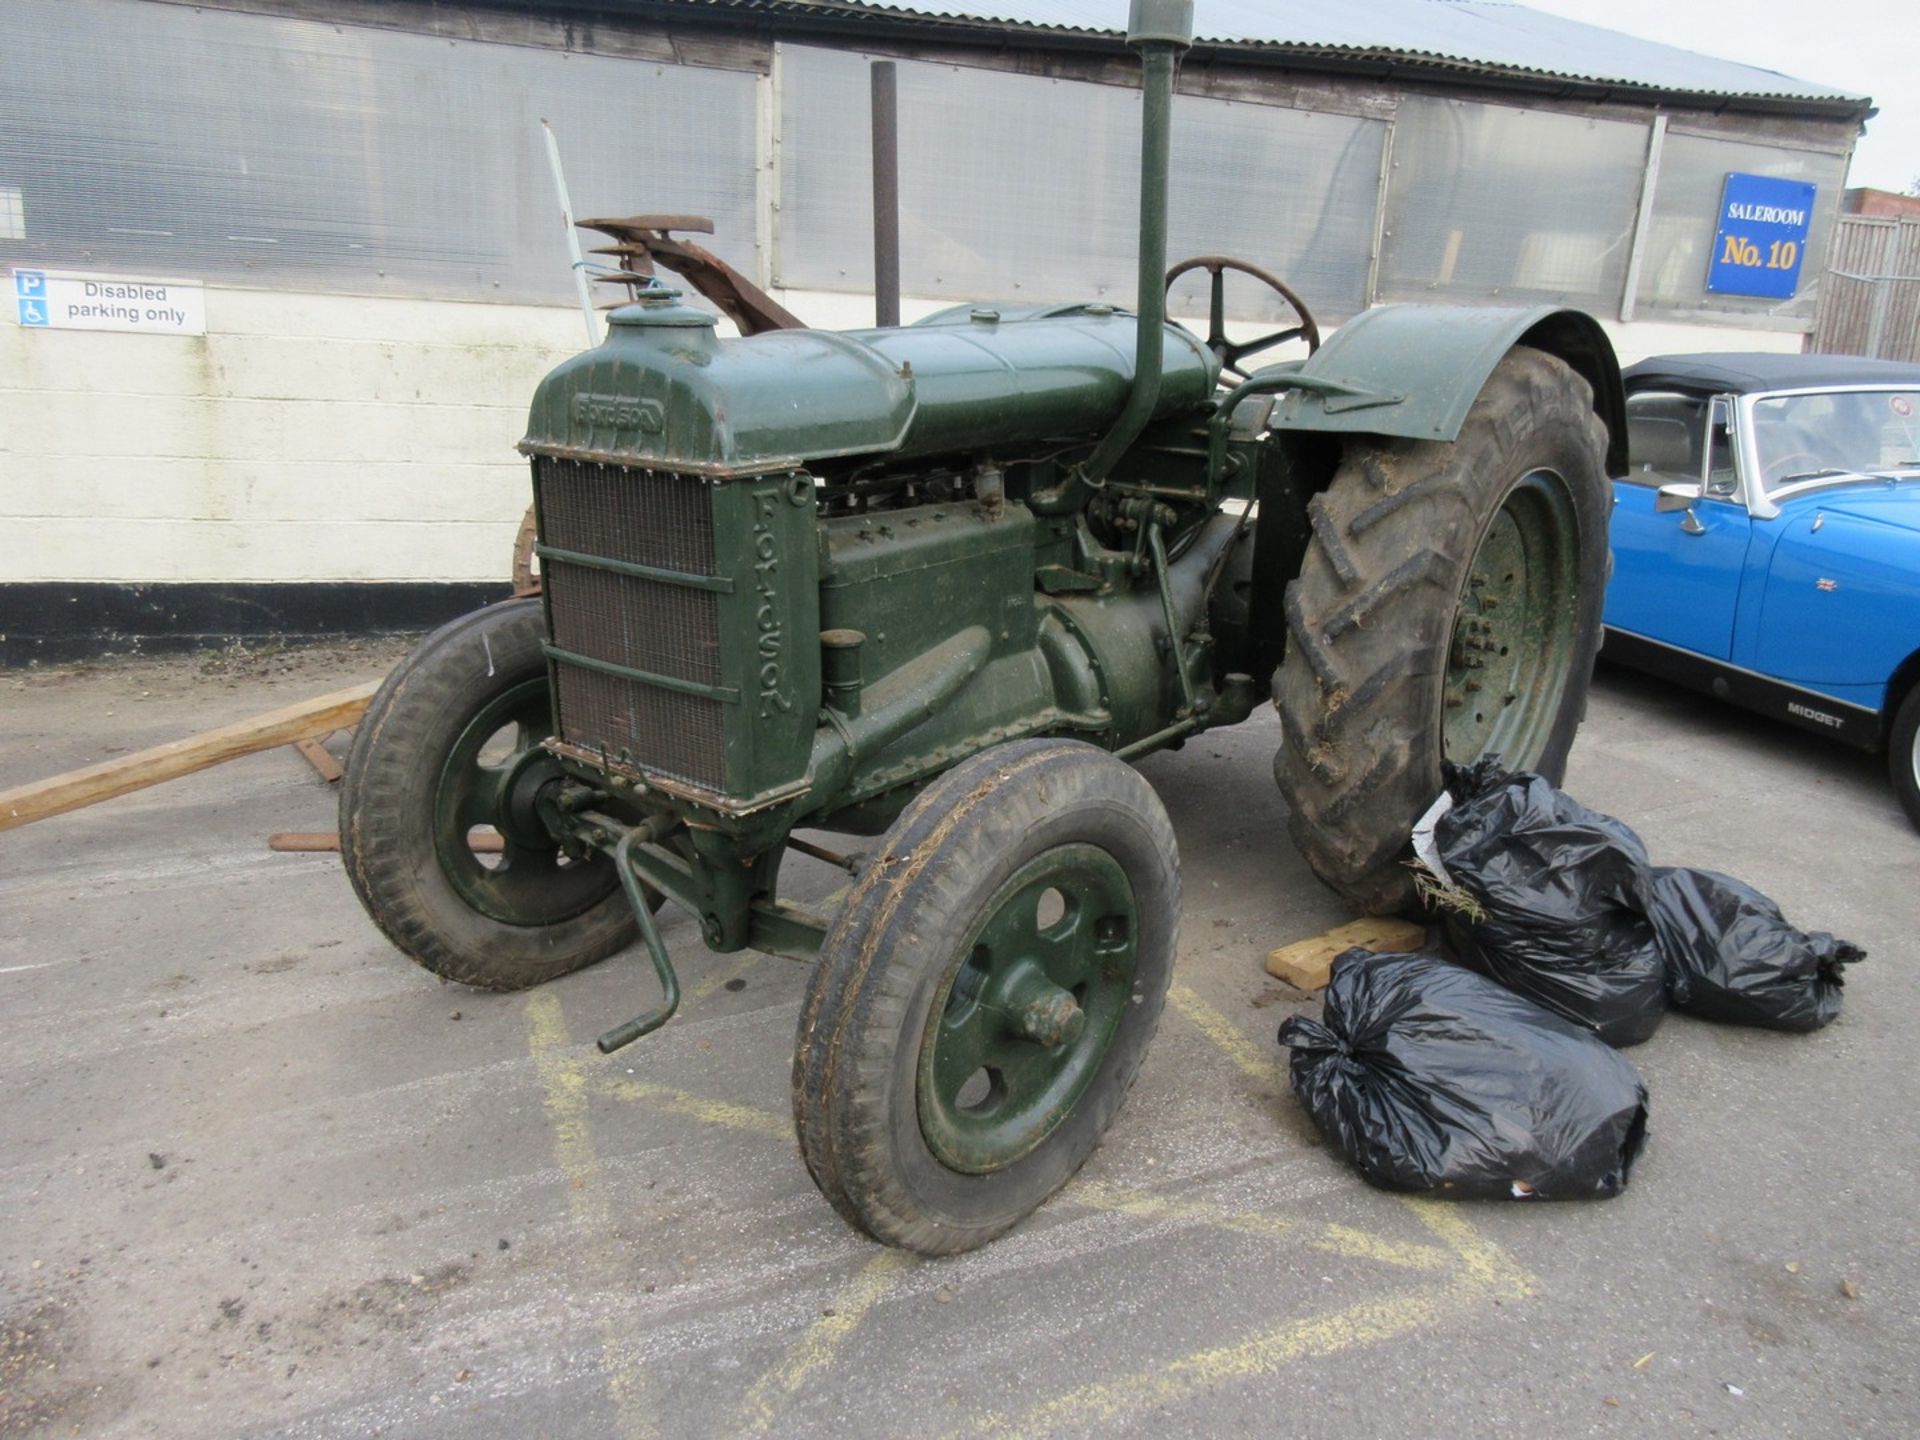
[1750,389,1920,494]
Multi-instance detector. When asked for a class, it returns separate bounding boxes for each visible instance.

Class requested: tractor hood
[519,291,1218,478]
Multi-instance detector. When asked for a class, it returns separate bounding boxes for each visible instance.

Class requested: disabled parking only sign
[1707,172,1816,300]
[11,267,206,334]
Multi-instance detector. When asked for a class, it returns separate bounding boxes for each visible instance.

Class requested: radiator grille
[537,457,716,572]
[545,565,721,687]
[534,458,727,792]
[554,664,728,788]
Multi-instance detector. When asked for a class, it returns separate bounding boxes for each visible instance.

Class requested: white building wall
[0,282,1806,586]
[3,288,576,585]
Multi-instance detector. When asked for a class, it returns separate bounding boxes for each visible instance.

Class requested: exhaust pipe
[1082,0,1194,485]
[871,60,901,328]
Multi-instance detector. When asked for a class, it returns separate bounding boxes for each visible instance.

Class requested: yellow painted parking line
[1070,1181,1450,1272]
[1070,1178,1294,1241]
[973,1204,1533,1436]
[1313,1222,1452,1273]
[578,952,786,1134]
[1402,1197,1535,1298]
[737,1250,916,1435]
[587,1072,790,1139]
[1168,982,1288,1091]
[568,993,1484,1281]
[973,1285,1461,1436]
[537,963,1533,1440]
[526,991,654,1440]
[950,972,1542,1432]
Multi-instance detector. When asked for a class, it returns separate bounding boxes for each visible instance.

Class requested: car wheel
[1890,683,1920,834]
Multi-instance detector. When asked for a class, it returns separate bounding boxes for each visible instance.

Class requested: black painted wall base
[0,582,514,667]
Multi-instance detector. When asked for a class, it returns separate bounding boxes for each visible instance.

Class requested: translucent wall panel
[780,45,1384,323]
[1633,132,1847,321]
[0,0,758,302]
[1379,97,1647,308]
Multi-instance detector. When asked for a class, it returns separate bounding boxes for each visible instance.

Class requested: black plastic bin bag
[1648,866,1862,1032]
[1278,949,1648,1200]
[1430,758,1666,1047]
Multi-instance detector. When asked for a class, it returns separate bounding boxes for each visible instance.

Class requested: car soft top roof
[1623,353,1920,396]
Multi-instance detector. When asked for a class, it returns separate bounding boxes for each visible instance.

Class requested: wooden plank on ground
[0,682,377,833]
[292,737,347,784]
[268,832,343,853]
[269,830,504,855]
[1265,917,1428,992]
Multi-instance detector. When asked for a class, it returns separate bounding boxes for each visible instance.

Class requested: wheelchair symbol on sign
[17,297,49,326]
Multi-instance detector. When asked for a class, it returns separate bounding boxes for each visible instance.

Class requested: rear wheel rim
[1442,468,1582,767]
[430,677,619,925]
[917,845,1139,1175]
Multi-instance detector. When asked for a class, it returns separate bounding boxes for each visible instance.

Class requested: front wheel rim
[1442,468,1582,767]
[917,845,1139,1175]
[430,677,619,926]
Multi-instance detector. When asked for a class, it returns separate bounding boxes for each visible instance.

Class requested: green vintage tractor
[340,0,1624,1253]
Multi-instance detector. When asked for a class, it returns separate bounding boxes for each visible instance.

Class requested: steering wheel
[1761,449,1823,490]
[1165,255,1320,380]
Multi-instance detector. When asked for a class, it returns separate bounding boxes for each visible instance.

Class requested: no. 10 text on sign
[1706,173,1816,301]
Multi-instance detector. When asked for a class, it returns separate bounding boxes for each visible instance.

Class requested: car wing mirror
[1655,481,1707,534]
[1655,482,1703,514]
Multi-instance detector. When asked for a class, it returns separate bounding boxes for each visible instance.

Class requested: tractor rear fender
[1269,304,1626,475]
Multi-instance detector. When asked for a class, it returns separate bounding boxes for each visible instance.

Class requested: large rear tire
[340,599,639,991]
[792,739,1178,1254]
[1271,347,1612,915]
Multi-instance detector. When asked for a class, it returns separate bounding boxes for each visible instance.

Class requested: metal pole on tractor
[870,60,902,328]
[1080,0,1191,485]
[542,119,602,349]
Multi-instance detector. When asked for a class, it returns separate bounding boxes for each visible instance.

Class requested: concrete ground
[1,642,1914,1440]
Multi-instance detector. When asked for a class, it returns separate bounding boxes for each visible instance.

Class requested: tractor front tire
[1271,346,1611,915]
[792,739,1178,1254]
[340,599,639,991]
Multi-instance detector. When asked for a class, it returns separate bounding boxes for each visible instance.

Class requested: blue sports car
[1604,353,1920,831]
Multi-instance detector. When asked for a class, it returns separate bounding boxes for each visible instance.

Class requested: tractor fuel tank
[519,292,1219,479]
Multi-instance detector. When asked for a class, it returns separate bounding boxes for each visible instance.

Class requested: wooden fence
[1813,215,1920,362]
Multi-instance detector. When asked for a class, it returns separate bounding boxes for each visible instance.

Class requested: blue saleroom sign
[1706,172,1816,300]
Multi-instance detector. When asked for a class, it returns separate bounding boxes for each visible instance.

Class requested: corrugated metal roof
[685,0,1868,109]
